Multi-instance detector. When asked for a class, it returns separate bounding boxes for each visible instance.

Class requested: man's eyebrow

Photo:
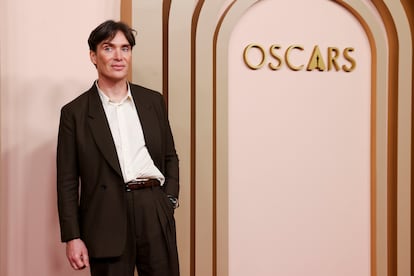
[100,41,130,48]
[99,42,111,47]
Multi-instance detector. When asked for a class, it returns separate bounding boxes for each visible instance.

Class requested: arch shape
[213,0,410,275]
[378,2,413,276]
[121,0,412,275]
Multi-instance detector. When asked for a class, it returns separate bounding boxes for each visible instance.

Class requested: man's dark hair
[88,20,136,52]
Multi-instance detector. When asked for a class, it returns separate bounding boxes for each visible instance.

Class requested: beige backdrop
[130,1,412,276]
[1,1,413,276]
[0,1,121,276]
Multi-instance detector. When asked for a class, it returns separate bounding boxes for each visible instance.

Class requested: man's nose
[113,48,122,59]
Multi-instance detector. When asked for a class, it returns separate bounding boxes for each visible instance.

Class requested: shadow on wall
[28,141,89,276]
[1,78,91,276]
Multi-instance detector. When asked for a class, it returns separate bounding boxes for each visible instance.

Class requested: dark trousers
[89,186,179,276]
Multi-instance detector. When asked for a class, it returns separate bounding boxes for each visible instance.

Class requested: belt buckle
[125,182,135,192]
[125,179,145,192]
[125,181,138,192]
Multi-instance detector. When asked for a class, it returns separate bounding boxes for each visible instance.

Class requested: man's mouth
[112,64,125,70]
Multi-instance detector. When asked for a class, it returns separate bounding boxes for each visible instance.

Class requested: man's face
[90,31,132,83]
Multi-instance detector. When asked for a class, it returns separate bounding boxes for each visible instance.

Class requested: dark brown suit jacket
[57,83,179,258]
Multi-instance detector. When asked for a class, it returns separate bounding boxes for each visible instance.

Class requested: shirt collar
[96,80,132,106]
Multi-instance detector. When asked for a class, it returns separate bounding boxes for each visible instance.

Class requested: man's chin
[101,74,128,83]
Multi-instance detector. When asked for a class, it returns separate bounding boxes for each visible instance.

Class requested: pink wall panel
[227,1,372,275]
[0,1,120,276]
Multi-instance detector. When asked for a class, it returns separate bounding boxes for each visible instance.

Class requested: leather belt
[125,179,160,192]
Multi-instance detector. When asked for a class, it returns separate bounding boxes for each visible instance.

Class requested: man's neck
[97,78,128,102]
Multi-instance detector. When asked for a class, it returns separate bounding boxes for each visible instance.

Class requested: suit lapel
[87,85,123,178]
[130,85,161,165]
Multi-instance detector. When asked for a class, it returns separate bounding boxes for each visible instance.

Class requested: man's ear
[90,50,97,66]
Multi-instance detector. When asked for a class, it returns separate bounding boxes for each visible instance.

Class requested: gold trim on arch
[333,2,379,275]
[121,0,132,81]
[213,6,237,276]
[162,1,172,107]
[213,1,393,276]
[191,3,206,276]
[398,1,414,268]
[121,0,172,106]
[368,3,400,276]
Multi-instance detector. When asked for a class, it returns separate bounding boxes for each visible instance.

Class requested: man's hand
[66,238,90,270]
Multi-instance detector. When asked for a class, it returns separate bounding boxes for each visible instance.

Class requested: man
[57,20,180,276]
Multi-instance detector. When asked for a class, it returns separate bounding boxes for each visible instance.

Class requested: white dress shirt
[97,82,165,184]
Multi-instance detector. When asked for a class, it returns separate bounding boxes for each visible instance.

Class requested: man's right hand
[66,238,90,270]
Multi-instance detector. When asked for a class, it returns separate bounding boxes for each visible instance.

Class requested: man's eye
[104,47,112,52]
[122,47,130,52]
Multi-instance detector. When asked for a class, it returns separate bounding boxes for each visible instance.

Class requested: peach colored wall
[0,1,120,276]
[228,0,372,275]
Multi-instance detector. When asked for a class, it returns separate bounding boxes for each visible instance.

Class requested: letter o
[243,44,266,70]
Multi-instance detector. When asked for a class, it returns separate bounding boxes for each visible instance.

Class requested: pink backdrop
[0,1,120,275]
[228,0,372,275]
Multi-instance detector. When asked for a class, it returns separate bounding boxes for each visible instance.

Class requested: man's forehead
[100,32,130,45]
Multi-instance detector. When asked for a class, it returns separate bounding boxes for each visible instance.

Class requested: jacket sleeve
[158,93,179,199]
[56,105,81,242]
